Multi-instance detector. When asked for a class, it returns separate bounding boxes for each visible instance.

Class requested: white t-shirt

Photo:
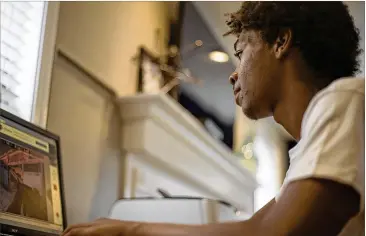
[276,77,365,236]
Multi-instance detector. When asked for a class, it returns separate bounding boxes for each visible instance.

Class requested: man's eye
[234,50,243,60]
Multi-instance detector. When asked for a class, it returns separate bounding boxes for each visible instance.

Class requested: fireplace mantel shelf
[118,93,257,212]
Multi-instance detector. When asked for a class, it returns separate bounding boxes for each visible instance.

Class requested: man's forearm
[134,220,257,236]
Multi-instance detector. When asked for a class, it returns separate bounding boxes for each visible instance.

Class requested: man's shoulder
[300,77,364,142]
[305,77,364,121]
[320,77,364,96]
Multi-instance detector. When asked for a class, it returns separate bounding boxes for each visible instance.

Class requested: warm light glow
[244,149,253,160]
[242,142,254,160]
[195,40,203,47]
[209,51,229,63]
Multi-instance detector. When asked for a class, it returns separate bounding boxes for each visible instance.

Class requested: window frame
[31,1,60,128]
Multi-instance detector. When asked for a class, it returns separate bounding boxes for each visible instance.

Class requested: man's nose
[229,72,238,86]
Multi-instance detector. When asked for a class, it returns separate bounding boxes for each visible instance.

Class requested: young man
[63,2,364,236]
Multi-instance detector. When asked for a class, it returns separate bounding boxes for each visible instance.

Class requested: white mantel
[118,93,257,213]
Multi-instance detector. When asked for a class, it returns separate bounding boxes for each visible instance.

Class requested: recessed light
[195,40,203,47]
[209,51,229,63]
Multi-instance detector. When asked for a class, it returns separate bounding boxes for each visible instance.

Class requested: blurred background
[0,1,364,226]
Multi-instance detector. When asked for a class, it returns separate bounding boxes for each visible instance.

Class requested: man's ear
[273,29,293,59]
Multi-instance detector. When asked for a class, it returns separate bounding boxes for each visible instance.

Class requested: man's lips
[234,87,242,106]
[235,92,242,106]
[233,86,240,96]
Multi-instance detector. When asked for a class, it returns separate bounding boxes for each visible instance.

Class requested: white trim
[118,93,257,212]
[31,2,60,128]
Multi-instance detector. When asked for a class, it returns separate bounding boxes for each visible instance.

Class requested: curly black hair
[225,2,362,86]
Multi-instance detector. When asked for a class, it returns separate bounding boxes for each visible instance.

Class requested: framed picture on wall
[137,47,164,94]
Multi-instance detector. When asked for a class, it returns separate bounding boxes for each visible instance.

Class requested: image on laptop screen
[0,114,64,235]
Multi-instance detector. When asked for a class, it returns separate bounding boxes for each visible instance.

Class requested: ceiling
[180,2,236,125]
[181,1,365,129]
[193,2,241,66]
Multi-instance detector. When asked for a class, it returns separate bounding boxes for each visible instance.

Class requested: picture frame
[137,47,164,94]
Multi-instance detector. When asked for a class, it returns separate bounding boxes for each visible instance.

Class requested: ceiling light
[209,51,229,63]
[195,40,203,47]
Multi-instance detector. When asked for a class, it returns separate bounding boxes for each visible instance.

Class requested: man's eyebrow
[234,39,239,52]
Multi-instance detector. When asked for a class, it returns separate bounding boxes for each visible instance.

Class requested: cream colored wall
[46,2,171,225]
[56,1,170,96]
[233,106,256,151]
[234,107,289,211]
[234,106,257,175]
[48,55,122,224]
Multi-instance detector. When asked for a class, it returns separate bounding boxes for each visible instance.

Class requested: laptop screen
[0,112,65,235]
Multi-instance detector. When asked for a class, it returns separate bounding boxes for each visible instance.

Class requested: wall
[234,109,289,211]
[47,55,122,224]
[56,2,170,96]
[47,2,171,225]
[233,106,256,152]
[253,120,288,211]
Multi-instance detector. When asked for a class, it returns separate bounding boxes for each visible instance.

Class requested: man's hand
[62,218,141,236]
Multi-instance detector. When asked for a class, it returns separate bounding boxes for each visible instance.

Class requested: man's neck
[273,77,318,141]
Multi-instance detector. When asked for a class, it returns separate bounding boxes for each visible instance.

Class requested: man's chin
[241,105,269,121]
[242,106,258,120]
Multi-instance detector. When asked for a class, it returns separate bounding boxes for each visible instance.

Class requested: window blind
[0,1,46,120]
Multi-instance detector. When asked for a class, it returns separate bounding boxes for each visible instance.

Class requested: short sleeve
[276,91,365,208]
